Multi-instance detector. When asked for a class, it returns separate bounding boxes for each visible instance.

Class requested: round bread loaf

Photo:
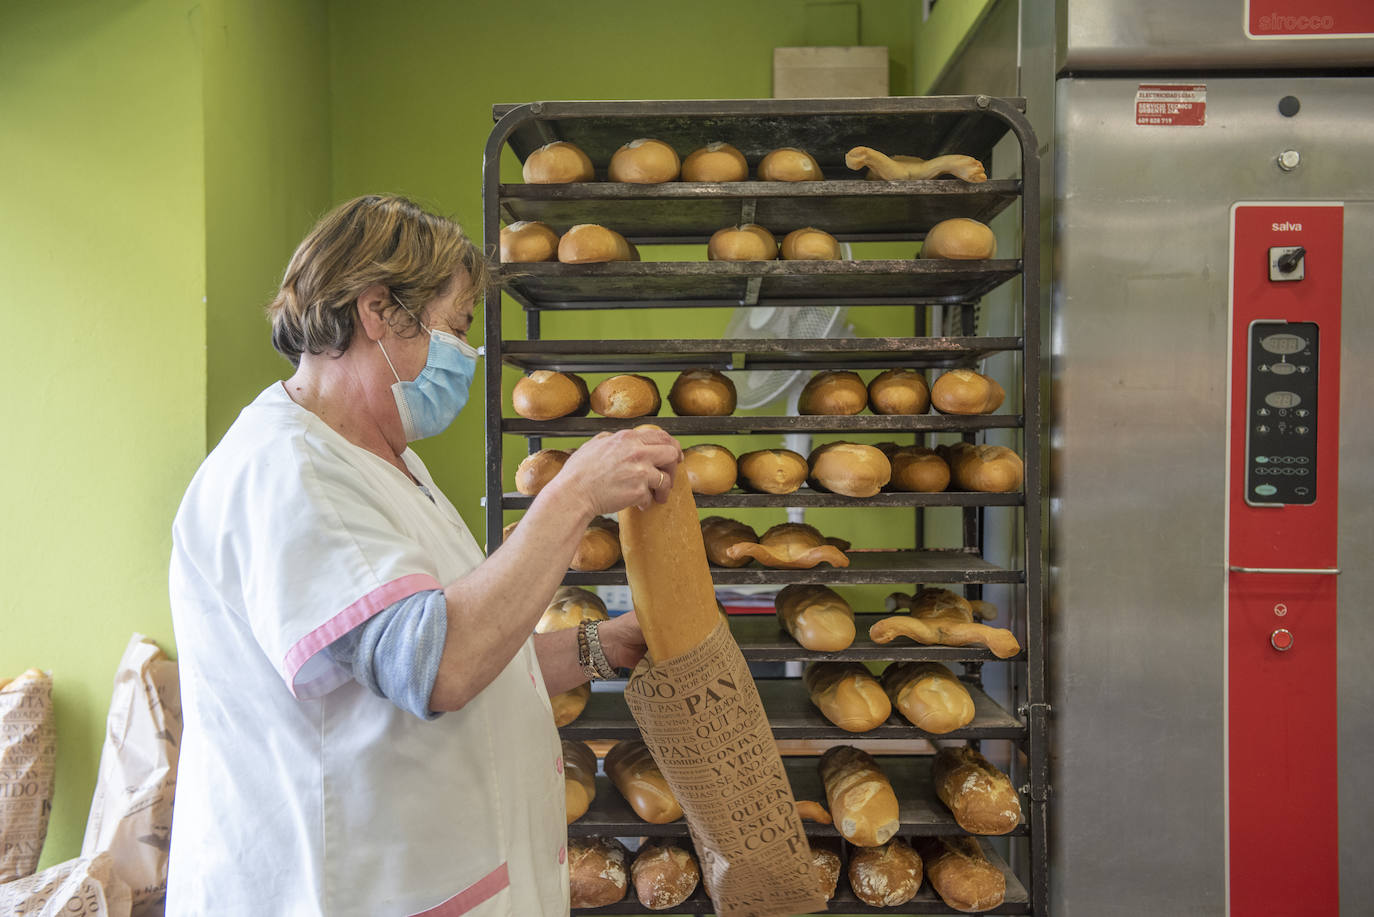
[569,837,629,908]
[868,368,930,415]
[668,369,737,416]
[511,370,589,420]
[940,442,1024,493]
[920,217,997,259]
[758,147,822,181]
[881,661,976,734]
[631,841,700,910]
[522,140,594,184]
[883,444,951,493]
[810,839,842,902]
[590,374,661,418]
[736,448,809,494]
[706,224,778,261]
[849,837,924,907]
[799,370,868,415]
[570,516,621,571]
[514,448,570,495]
[608,138,681,183]
[807,442,892,498]
[558,224,638,263]
[780,226,841,260]
[700,515,758,567]
[931,369,1005,414]
[535,585,608,633]
[562,739,597,824]
[682,444,737,495]
[499,220,559,262]
[681,141,749,182]
[551,682,590,727]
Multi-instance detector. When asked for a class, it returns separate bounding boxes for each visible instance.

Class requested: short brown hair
[267,194,490,366]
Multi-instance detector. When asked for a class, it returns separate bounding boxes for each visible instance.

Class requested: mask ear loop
[376,289,424,384]
[377,339,403,384]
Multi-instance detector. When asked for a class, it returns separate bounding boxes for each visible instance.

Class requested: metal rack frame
[481,96,1045,915]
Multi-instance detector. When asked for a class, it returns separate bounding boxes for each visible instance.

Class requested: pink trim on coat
[409,862,510,916]
[283,572,442,697]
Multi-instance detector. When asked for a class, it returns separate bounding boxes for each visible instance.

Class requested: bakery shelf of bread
[503,488,1023,511]
[502,413,1019,437]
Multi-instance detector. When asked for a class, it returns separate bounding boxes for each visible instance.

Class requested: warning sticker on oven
[1136,84,1207,126]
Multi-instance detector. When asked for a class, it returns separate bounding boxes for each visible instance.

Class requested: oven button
[1271,628,1294,652]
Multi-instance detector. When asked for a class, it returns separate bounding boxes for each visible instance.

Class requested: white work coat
[166,383,568,916]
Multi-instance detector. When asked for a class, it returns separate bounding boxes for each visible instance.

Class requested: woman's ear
[355,284,393,341]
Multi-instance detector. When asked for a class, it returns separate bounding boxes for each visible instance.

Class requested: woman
[167,195,681,915]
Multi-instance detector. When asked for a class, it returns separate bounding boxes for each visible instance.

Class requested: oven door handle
[1228,565,1341,575]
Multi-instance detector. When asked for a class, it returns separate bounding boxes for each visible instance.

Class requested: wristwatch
[576,620,619,681]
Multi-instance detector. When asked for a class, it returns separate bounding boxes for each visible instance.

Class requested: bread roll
[736,448,809,494]
[940,442,1024,493]
[799,370,867,415]
[700,515,758,567]
[758,147,822,181]
[880,661,975,734]
[558,224,639,263]
[706,224,778,261]
[933,746,1022,835]
[818,745,900,847]
[724,522,850,569]
[605,739,683,824]
[668,369,737,416]
[931,369,1005,415]
[681,141,749,182]
[920,217,997,260]
[511,370,590,420]
[870,587,1021,658]
[780,227,840,260]
[774,582,855,652]
[569,836,629,908]
[523,140,595,184]
[882,444,951,493]
[609,138,681,183]
[915,836,1007,912]
[499,220,559,262]
[535,585,609,633]
[868,368,930,415]
[571,516,622,571]
[845,146,988,183]
[848,837,924,907]
[551,682,590,727]
[808,837,843,902]
[631,840,700,910]
[562,738,597,824]
[804,662,892,732]
[590,374,661,418]
[795,800,832,824]
[515,448,570,495]
[807,442,891,498]
[683,444,737,495]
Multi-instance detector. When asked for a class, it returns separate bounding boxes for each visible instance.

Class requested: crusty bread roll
[590,374,661,418]
[848,837,924,907]
[940,442,1024,493]
[807,442,892,498]
[558,224,639,263]
[882,444,951,493]
[668,369,737,416]
[818,746,900,847]
[499,220,560,262]
[780,226,841,260]
[880,661,975,734]
[552,682,590,727]
[605,740,683,824]
[724,523,850,569]
[706,224,778,261]
[515,448,571,495]
[571,516,622,571]
[871,587,1021,658]
[774,583,855,652]
[799,370,867,415]
[681,141,749,182]
[915,836,1006,912]
[868,368,930,415]
[804,662,892,733]
[807,838,843,902]
[631,840,700,910]
[511,370,590,420]
[569,837,629,908]
[535,585,608,633]
[845,146,988,183]
[931,370,1005,415]
[700,515,758,567]
[523,140,595,184]
[563,738,597,824]
[933,746,1022,835]
[920,217,997,260]
[758,147,822,181]
[736,448,809,494]
[683,444,737,495]
[609,138,681,183]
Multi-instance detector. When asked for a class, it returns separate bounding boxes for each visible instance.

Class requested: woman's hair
[267,194,491,366]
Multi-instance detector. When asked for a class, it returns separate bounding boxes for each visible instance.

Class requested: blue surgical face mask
[377,325,479,442]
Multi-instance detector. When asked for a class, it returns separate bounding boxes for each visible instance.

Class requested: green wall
[912,0,1001,94]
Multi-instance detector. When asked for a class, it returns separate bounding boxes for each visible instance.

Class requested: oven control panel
[1246,321,1318,506]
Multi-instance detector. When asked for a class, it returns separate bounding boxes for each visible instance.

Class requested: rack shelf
[502,414,1022,436]
[499,489,1024,510]
[725,614,1020,664]
[552,550,1022,587]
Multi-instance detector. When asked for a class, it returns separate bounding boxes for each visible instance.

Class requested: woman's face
[388,273,476,381]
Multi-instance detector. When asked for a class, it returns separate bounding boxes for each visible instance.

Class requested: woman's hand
[599,610,648,671]
[549,426,683,520]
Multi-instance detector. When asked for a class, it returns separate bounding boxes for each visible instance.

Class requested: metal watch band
[576,621,599,679]
[583,619,619,680]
